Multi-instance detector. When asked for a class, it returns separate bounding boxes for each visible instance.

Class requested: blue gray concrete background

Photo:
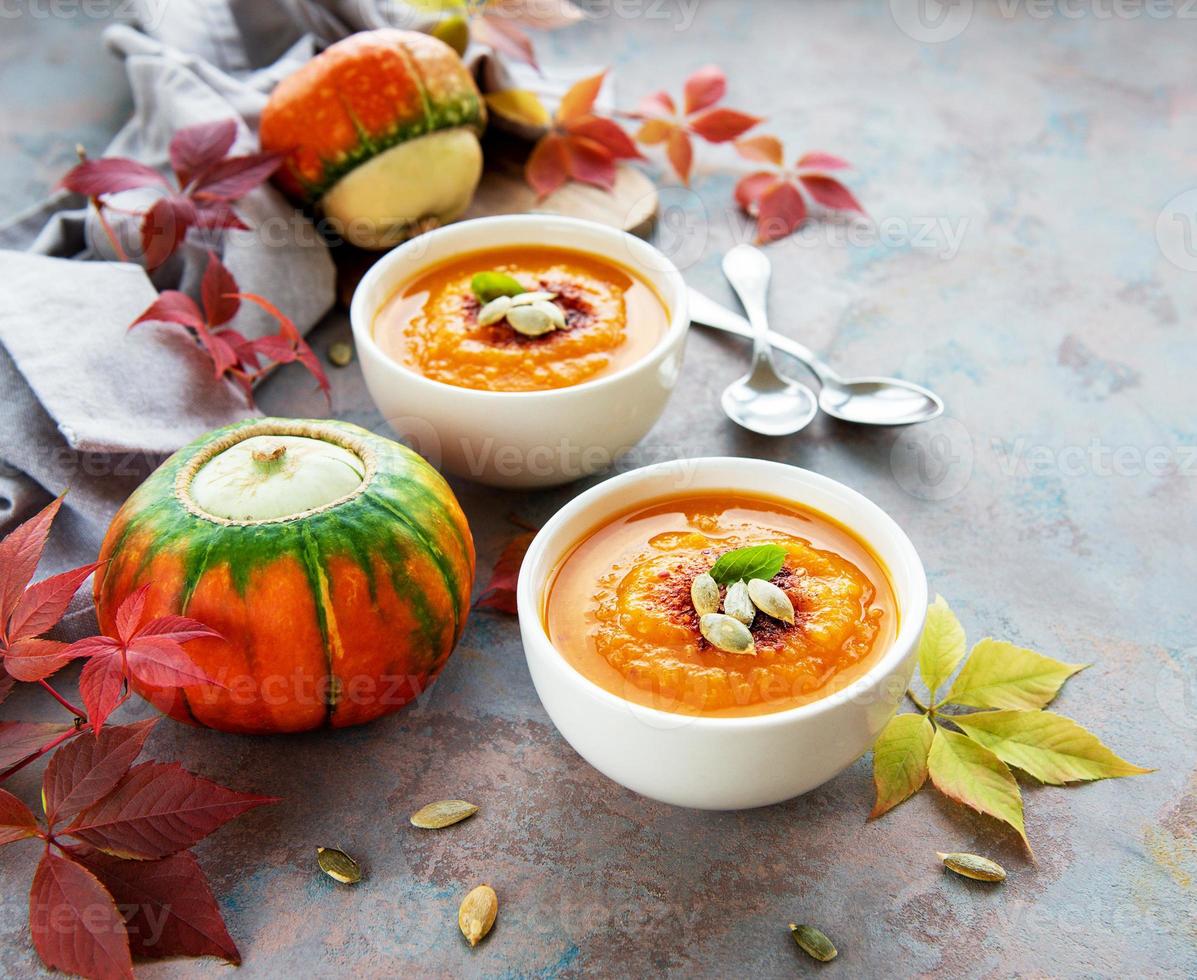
[1,2,1195,976]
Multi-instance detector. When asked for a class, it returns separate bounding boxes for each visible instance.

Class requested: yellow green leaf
[869,712,935,819]
[485,89,550,129]
[944,639,1086,710]
[917,595,966,703]
[407,0,466,11]
[952,710,1153,785]
[928,727,1027,847]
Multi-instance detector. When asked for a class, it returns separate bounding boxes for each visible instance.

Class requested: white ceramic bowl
[517,457,928,810]
[349,215,689,488]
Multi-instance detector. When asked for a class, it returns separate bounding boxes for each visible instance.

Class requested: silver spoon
[690,280,944,426]
[718,245,819,436]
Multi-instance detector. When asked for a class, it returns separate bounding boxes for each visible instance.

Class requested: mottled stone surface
[2,3,1195,977]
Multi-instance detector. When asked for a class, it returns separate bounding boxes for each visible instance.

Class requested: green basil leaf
[471,271,525,303]
[708,544,786,585]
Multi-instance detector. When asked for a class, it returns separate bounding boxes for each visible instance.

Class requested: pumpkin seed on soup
[508,290,556,306]
[699,613,755,655]
[789,923,837,962]
[690,572,720,616]
[506,304,556,337]
[938,851,1006,882]
[723,579,756,626]
[747,578,795,624]
[477,295,513,326]
[410,799,479,829]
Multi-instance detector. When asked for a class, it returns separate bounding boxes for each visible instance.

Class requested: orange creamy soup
[545,492,898,718]
[372,245,669,392]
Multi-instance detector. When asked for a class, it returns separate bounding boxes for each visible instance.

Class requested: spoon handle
[720,245,774,368]
[687,287,838,387]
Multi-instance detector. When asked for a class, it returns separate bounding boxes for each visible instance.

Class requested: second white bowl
[349,215,689,488]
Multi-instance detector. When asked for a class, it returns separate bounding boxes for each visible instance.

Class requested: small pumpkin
[94,418,475,734]
[260,29,487,250]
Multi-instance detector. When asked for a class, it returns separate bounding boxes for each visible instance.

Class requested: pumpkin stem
[252,444,287,468]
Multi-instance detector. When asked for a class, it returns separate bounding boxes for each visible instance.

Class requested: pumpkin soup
[372,245,669,392]
[544,492,897,717]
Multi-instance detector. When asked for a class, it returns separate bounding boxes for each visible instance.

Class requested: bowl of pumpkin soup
[350,215,687,487]
[516,458,928,810]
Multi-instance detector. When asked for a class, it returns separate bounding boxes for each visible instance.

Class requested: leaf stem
[38,680,87,720]
[0,722,88,783]
[907,689,932,714]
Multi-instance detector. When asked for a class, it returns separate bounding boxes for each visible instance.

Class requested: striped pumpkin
[94,418,475,734]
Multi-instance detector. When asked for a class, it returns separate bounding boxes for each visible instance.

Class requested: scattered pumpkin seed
[938,851,1006,882]
[747,578,795,624]
[477,295,513,326]
[690,572,720,616]
[410,799,479,829]
[789,923,837,962]
[328,341,353,367]
[508,290,556,306]
[699,612,755,655]
[723,579,756,626]
[458,884,498,946]
[506,304,556,337]
[316,846,362,884]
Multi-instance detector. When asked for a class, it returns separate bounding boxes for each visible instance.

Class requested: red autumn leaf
[687,107,762,143]
[4,638,82,683]
[755,180,808,244]
[234,293,331,402]
[635,118,674,146]
[30,851,134,980]
[0,722,73,771]
[734,172,780,212]
[564,136,616,190]
[0,787,39,845]
[735,134,784,167]
[129,290,205,332]
[526,132,570,197]
[7,563,102,646]
[170,118,237,187]
[65,761,278,860]
[60,158,167,197]
[634,90,676,118]
[0,495,63,627]
[42,720,156,827]
[140,194,198,270]
[191,151,282,202]
[192,200,249,231]
[683,64,726,115]
[564,116,642,160]
[81,850,241,963]
[797,150,850,171]
[200,251,240,327]
[473,14,539,70]
[79,652,126,734]
[475,530,537,614]
[113,584,149,642]
[800,174,865,214]
[0,664,12,706]
[558,69,606,123]
[667,129,694,185]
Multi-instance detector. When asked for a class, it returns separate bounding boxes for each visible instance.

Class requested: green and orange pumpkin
[260,29,487,250]
[94,418,475,734]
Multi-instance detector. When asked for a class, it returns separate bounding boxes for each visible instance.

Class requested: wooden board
[334,133,658,306]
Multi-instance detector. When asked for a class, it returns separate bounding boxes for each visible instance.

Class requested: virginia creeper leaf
[952,710,1153,786]
[666,128,693,184]
[66,761,277,860]
[0,495,63,627]
[191,151,282,202]
[4,638,81,682]
[800,175,865,214]
[0,664,13,705]
[7,562,102,644]
[80,850,241,964]
[475,530,537,614]
[60,157,167,197]
[917,595,967,703]
[756,181,807,244]
[565,116,642,160]
[526,132,570,198]
[944,638,1086,710]
[0,722,73,771]
[30,851,133,980]
[683,64,726,115]
[564,135,617,190]
[43,719,157,826]
[687,107,762,143]
[200,251,240,327]
[557,69,606,123]
[735,134,784,167]
[797,151,850,171]
[869,713,935,819]
[0,787,38,845]
[708,544,786,586]
[170,119,237,186]
[79,653,127,734]
[927,727,1027,847]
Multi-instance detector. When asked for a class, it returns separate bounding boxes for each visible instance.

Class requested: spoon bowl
[818,377,943,426]
[718,245,819,437]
